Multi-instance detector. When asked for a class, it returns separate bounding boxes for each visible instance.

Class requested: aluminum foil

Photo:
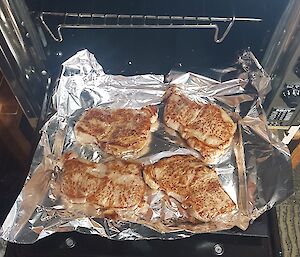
[0,49,293,243]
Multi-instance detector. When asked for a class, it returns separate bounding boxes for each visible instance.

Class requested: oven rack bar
[39,12,262,43]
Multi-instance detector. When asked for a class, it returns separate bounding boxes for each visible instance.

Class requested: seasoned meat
[164,88,236,163]
[74,105,158,158]
[60,157,145,209]
[143,155,236,222]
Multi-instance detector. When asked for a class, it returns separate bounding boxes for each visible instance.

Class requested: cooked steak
[164,88,236,163]
[60,157,145,209]
[143,155,236,222]
[74,105,158,158]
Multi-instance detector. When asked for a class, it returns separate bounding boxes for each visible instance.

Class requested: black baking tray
[4,210,282,257]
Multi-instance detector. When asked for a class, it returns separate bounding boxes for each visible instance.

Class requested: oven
[0,0,298,256]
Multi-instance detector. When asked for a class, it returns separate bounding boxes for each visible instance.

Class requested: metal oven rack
[39,12,262,43]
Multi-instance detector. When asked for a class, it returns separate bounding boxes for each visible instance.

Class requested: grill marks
[74,106,158,158]
[143,155,236,222]
[164,88,236,163]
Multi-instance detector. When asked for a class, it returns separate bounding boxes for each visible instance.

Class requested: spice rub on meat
[143,155,236,222]
[60,157,145,210]
[164,88,236,163]
[74,105,158,158]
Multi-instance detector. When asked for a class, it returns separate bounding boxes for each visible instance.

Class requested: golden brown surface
[60,157,145,209]
[164,89,200,131]
[143,155,236,222]
[74,105,158,158]
[164,88,236,163]
[292,142,300,169]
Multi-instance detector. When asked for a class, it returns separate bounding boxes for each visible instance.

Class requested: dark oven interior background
[0,1,295,257]
[26,0,287,77]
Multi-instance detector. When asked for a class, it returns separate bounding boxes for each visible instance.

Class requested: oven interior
[9,0,299,128]
[26,0,286,77]
[0,0,297,256]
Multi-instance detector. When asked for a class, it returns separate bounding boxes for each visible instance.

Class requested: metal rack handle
[39,12,260,43]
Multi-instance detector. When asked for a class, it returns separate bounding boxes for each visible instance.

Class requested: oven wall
[0,0,50,125]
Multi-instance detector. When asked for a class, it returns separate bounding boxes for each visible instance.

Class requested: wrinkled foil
[0,50,293,243]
